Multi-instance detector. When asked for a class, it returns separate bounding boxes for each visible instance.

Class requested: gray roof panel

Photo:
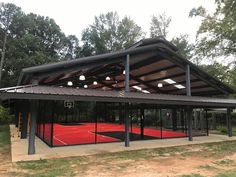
[0,85,236,108]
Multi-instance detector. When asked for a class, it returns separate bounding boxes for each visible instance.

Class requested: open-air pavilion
[1,37,236,155]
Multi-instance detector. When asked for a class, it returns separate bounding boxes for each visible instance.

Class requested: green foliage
[150,14,194,62]
[0,106,13,124]
[81,12,143,56]
[199,62,231,83]
[228,68,236,90]
[190,0,236,58]
[150,13,171,38]
[216,126,227,134]
[0,3,81,87]
[0,125,10,148]
[171,34,194,62]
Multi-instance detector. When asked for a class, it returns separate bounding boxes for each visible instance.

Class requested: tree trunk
[0,31,7,88]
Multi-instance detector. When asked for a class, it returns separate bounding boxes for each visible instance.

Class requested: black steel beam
[125,54,130,92]
[131,72,186,86]
[227,108,232,137]
[166,85,212,93]
[137,64,177,78]
[187,106,193,141]
[186,64,191,96]
[20,101,29,139]
[125,102,130,147]
[28,100,37,155]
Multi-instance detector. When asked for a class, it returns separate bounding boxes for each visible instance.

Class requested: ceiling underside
[23,49,232,97]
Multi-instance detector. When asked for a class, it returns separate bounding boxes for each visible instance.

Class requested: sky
[2,0,216,43]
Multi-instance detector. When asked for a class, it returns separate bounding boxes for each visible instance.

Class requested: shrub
[0,106,13,124]
[216,126,227,134]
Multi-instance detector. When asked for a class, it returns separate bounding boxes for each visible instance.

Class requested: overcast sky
[2,0,216,43]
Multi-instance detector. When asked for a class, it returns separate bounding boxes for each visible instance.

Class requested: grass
[215,126,236,136]
[214,159,234,166]
[182,174,204,177]
[0,125,10,153]
[0,125,10,146]
[215,171,236,177]
[199,164,217,170]
[10,140,236,177]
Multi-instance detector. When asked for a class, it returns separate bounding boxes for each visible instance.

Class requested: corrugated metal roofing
[0,85,236,107]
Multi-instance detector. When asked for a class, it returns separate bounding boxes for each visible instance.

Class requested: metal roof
[1,85,236,108]
[16,37,235,96]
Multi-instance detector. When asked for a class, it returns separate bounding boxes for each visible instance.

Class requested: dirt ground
[80,146,236,177]
[0,151,12,177]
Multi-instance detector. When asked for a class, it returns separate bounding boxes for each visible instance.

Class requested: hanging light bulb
[84,85,88,88]
[157,83,163,88]
[67,81,73,86]
[79,75,85,81]
[123,70,125,74]
[93,81,98,85]
[106,76,111,81]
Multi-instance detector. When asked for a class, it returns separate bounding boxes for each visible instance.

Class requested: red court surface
[49,123,187,146]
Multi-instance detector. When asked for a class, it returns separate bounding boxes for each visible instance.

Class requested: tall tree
[81,12,143,56]
[149,14,195,62]
[0,3,80,87]
[0,3,22,87]
[189,0,236,59]
[171,34,195,62]
[150,13,171,38]
[200,62,231,83]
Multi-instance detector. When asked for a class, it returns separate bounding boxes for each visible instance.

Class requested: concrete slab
[10,125,236,162]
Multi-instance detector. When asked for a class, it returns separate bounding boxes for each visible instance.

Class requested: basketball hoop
[64,100,74,109]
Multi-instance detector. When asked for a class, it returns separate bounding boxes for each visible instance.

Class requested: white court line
[53,136,67,145]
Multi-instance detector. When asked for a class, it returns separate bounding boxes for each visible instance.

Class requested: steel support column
[187,106,193,141]
[160,108,163,139]
[227,108,232,137]
[205,110,209,136]
[172,109,177,131]
[21,101,29,139]
[124,102,130,147]
[140,106,144,139]
[186,64,191,96]
[186,64,192,141]
[124,54,130,147]
[125,54,130,92]
[28,100,37,155]
[14,101,19,128]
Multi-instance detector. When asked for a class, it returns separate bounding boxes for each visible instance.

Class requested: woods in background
[0,1,235,90]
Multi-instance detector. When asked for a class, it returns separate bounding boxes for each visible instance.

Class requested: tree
[0,3,80,87]
[0,105,13,124]
[228,68,236,90]
[0,3,22,87]
[60,35,81,60]
[200,62,230,83]
[189,0,236,58]
[150,13,171,38]
[171,34,195,62]
[149,14,195,62]
[81,12,143,56]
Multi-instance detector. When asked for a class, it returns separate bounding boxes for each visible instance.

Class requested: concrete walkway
[10,125,236,162]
